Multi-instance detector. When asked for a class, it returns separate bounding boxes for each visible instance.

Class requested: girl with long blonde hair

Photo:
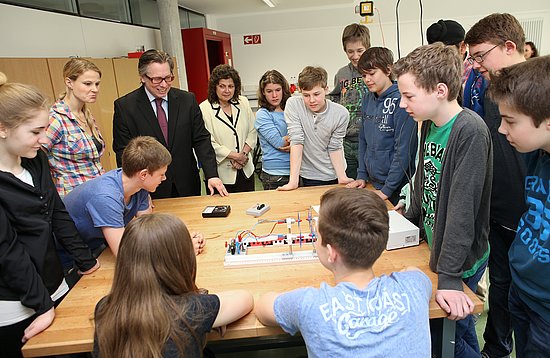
[44,58,105,197]
[93,213,253,357]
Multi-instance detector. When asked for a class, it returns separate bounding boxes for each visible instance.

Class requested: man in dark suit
[113,49,228,199]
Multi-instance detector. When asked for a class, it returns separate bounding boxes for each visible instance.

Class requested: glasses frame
[144,74,175,85]
[467,44,500,65]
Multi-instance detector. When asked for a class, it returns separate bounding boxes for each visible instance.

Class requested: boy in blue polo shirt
[488,56,550,357]
[61,136,205,279]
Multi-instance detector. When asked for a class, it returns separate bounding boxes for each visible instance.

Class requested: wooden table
[22,185,482,357]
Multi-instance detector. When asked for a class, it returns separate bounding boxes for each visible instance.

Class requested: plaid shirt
[44,100,105,197]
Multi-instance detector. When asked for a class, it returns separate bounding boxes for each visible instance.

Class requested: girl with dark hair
[199,64,257,193]
[524,41,539,59]
[255,70,292,190]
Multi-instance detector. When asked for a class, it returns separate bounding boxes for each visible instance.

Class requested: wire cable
[419,0,424,45]
[395,0,402,58]
[375,7,386,47]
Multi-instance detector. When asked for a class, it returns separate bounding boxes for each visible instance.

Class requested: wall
[209,0,550,92]
[1,1,549,93]
[0,3,160,58]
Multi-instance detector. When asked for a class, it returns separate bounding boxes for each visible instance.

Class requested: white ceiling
[179,0,354,16]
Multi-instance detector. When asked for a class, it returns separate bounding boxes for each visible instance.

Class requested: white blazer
[199,96,257,184]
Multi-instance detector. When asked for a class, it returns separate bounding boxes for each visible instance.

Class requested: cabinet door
[0,58,55,101]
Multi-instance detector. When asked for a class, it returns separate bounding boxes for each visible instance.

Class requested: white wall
[1,1,548,92]
[209,0,550,92]
[0,3,160,58]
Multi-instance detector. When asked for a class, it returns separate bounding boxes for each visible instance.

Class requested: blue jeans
[455,259,488,358]
[482,221,514,357]
[509,284,550,358]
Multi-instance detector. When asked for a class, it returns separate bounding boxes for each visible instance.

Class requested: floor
[203,171,516,357]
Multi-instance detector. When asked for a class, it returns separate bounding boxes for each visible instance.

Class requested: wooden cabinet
[182,27,233,103]
[0,58,55,101]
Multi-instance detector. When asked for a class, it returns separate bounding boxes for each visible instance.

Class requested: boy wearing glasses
[464,13,527,358]
[394,43,492,358]
[113,49,228,199]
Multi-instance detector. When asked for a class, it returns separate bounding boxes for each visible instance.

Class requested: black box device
[202,205,231,218]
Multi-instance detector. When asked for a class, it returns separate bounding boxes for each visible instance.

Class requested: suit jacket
[113,86,218,198]
[199,96,257,185]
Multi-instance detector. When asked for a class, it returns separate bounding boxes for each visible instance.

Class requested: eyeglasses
[467,44,499,65]
[144,74,175,85]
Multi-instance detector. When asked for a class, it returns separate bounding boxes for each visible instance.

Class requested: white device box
[387,210,419,250]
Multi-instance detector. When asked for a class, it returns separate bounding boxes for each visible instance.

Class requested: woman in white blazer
[199,64,257,193]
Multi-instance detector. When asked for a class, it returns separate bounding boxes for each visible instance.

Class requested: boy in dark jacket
[346,47,417,205]
[394,43,493,358]
[329,23,370,179]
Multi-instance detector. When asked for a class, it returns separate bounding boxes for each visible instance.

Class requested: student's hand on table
[22,307,55,343]
[277,182,298,191]
[338,176,354,185]
[208,177,229,197]
[191,232,206,255]
[346,179,366,188]
[79,260,100,275]
[374,190,388,201]
[435,289,474,320]
[393,202,405,214]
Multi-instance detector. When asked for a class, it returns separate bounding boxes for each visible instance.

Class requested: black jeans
[222,170,255,193]
[0,314,36,358]
[260,171,290,190]
[482,220,515,357]
[301,177,338,187]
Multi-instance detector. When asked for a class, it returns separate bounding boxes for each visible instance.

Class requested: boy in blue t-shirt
[256,188,432,357]
[488,56,550,357]
[61,136,205,270]
[393,43,492,358]
[346,47,417,205]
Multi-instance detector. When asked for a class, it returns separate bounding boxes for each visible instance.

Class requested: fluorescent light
[262,0,276,8]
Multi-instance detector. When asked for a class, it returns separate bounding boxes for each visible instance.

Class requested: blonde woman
[44,58,105,197]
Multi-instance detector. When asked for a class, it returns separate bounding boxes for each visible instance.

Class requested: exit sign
[243,34,262,45]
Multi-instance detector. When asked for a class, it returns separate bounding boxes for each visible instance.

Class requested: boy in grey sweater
[278,66,352,190]
[394,43,492,358]
[329,24,370,179]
